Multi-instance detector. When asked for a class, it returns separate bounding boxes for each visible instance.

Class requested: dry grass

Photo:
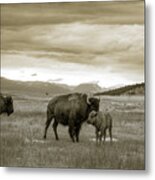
[0,95,145,169]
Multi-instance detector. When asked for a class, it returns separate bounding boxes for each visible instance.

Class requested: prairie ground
[0,94,144,169]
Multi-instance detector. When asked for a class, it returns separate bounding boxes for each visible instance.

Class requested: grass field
[0,94,145,169]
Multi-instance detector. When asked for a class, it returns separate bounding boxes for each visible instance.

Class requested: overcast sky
[1,1,144,88]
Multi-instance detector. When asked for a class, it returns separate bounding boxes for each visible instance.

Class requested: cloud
[1,1,144,26]
[48,78,63,83]
[1,23,144,68]
[1,1,144,87]
[31,73,37,77]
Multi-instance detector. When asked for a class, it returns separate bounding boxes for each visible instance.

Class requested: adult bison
[0,94,14,116]
[43,93,100,142]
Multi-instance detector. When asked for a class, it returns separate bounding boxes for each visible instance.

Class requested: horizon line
[1,76,145,89]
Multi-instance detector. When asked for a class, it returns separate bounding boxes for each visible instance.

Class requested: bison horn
[87,93,93,105]
[87,97,91,105]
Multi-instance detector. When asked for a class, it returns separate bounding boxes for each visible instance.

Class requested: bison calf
[87,110,113,144]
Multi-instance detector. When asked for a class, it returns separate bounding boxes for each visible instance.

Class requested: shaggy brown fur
[87,110,113,144]
[44,93,100,142]
[0,94,14,116]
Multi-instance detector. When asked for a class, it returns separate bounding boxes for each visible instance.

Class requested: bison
[87,110,113,144]
[0,94,14,116]
[43,93,100,142]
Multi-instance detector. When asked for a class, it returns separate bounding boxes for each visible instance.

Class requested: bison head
[87,110,98,125]
[5,96,14,116]
[87,97,100,112]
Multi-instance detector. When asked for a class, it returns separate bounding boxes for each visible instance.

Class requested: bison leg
[43,116,53,139]
[99,131,103,144]
[68,125,75,142]
[95,129,99,144]
[75,125,81,142]
[53,120,59,140]
[103,128,107,142]
[109,127,113,143]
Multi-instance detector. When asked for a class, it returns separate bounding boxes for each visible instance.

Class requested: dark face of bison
[88,97,100,112]
[5,96,14,116]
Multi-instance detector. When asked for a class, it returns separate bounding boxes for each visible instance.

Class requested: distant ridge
[73,83,103,93]
[1,77,144,97]
[0,77,103,96]
[0,77,71,96]
[94,82,145,96]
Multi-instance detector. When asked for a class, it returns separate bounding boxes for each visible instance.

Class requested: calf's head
[87,110,98,125]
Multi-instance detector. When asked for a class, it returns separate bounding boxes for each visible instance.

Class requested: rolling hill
[94,83,145,96]
[73,83,103,93]
[0,77,71,97]
[1,77,144,97]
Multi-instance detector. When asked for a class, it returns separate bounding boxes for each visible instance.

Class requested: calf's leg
[95,129,99,145]
[103,128,107,142]
[109,126,113,142]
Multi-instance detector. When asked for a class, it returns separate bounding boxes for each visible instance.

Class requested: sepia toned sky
[1,1,144,87]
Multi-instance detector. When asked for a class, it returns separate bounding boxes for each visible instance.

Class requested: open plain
[0,93,144,169]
